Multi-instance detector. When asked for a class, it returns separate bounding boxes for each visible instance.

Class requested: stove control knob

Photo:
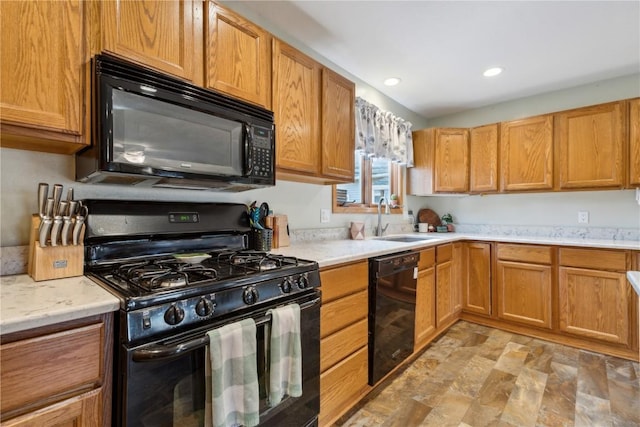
[243,287,259,305]
[280,277,293,293]
[195,297,215,317]
[164,304,185,325]
[297,273,309,289]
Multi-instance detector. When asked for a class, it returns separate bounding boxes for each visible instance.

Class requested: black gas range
[83,200,321,427]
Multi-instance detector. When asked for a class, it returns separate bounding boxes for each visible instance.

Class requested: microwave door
[111,89,245,178]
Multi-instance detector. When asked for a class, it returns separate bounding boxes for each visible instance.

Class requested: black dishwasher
[368,251,419,385]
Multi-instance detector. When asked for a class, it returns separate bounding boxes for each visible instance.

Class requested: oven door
[116,292,320,427]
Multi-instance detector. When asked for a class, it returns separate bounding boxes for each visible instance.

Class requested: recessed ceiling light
[384,77,401,86]
[483,67,503,77]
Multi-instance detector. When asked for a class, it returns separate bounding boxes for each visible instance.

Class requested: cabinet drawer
[437,244,452,263]
[320,318,367,372]
[417,248,435,270]
[321,290,367,338]
[320,346,368,426]
[1,322,104,415]
[559,248,627,271]
[320,261,368,303]
[497,243,552,264]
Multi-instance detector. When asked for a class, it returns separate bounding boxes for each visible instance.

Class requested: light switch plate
[320,209,331,223]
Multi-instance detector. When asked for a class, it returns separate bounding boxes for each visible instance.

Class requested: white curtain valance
[355,97,414,167]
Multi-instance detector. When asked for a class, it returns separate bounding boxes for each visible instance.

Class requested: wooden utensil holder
[28,214,84,281]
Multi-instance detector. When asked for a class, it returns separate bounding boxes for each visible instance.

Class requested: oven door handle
[131,297,320,362]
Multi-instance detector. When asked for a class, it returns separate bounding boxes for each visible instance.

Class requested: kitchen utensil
[259,202,269,228]
[72,216,85,245]
[45,197,54,218]
[39,217,52,248]
[66,187,74,202]
[68,200,79,217]
[52,184,63,216]
[50,216,63,246]
[37,183,49,218]
[61,216,73,246]
[417,208,441,226]
[58,200,69,217]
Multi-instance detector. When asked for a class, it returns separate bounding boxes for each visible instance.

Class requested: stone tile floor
[336,321,640,427]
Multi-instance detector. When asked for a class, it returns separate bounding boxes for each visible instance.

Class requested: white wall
[406,74,640,230]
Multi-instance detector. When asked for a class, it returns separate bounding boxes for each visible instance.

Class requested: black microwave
[76,54,275,191]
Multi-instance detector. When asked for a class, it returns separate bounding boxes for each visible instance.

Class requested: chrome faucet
[375,197,390,236]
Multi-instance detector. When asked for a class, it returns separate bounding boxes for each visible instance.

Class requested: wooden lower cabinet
[319,346,368,426]
[496,243,553,329]
[319,261,369,426]
[0,313,112,425]
[415,248,436,350]
[436,244,457,329]
[1,388,101,427]
[497,260,552,329]
[558,247,633,346]
[464,242,491,316]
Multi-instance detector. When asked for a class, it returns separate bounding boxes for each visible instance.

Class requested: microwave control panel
[251,126,274,178]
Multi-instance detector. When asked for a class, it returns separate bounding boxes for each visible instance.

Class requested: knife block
[28,214,84,281]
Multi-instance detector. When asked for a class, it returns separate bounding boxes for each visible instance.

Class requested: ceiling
[235,1,640,120]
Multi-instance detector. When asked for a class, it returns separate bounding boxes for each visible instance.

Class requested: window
[333,150,404,214]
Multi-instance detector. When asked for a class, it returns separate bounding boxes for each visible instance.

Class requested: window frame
[332,156,404,214]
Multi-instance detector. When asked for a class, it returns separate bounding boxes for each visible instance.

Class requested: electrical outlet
[578,211,589,224]
[320,209,331,223]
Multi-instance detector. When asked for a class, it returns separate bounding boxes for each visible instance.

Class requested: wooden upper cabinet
[556,101,625,189]
[0,0,87,153]
[500,115,554,191]
[434,128,469,192]
[629,98,640,187]
[101,0,201,84]
[321,68,355,181]
[206,1,271,108]
[470,124,499,193]
[407,128,468,195]
[272,39,321,176]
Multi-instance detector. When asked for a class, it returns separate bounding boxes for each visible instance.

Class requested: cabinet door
[496,260,552,329]
[415,267,436,349]
[629,98,640,186]
[206,1,270,108]
[407,129,435,195]
[500,115,554,191]
[434,128,469,192]
[0,0,85,144]
[556,102,624,189]
[470,124,499,193]
[436,260,455,328]
[464,242,491,316]
[272,39,321,175]
[2,388,101,427]
[321,68,355,181]
[558,267,630,345]
[102,0,199,82]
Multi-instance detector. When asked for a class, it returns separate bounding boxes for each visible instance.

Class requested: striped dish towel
[205,318,259,427]
[267,303,302,407]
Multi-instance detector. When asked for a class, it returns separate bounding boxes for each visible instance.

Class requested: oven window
[111,89,243,177]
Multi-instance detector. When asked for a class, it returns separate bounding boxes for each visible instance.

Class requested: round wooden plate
[417,208,441,226]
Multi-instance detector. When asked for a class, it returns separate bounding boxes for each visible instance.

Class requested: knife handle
[38,183,49,218]
[50,216,63,247]
[68,200,79,217]
[61,216,72,246]
[52,184,63,216]
[39,218,52,247]
[45,198,55,218]
[72,216,85,246]
[59,200,69,217]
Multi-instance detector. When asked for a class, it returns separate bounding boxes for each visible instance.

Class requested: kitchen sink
[373,235,443,242]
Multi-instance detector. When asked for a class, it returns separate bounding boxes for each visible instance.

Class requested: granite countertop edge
[2,232,638,335]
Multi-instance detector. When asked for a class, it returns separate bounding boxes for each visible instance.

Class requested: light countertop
[2,232,638,335]
[1,274,120,335]
[272,232,640,268]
